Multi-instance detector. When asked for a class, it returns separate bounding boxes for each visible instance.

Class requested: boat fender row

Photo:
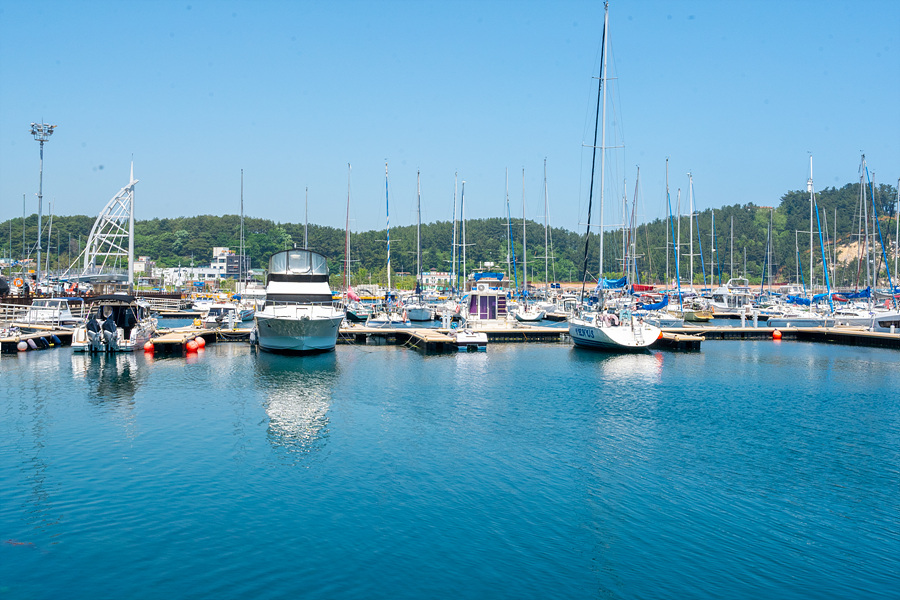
[11,335,60,352]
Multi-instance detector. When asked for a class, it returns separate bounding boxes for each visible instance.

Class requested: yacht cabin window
[269,250,329,276]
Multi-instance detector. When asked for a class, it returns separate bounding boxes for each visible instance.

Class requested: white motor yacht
[253,249,345,353]
[16,297,85,329]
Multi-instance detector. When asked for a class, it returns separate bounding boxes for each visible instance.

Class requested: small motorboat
[455,328,487,352]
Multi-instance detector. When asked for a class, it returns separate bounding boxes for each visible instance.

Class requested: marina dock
[339,325,706,353]
[338,325,571,355]
[149,327,252,355]
[674,324,900,350]
[1,329,72,353]
[5,322,900,356]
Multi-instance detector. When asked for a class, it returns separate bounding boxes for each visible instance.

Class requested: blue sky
[1,0,898,236]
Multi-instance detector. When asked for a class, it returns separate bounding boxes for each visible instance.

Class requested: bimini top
[265,249,333,304]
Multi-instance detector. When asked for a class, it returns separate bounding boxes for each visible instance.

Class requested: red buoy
[772,329,783,340]
[186,339,199,352]
[143,341,154,352]
[196,336,206,348]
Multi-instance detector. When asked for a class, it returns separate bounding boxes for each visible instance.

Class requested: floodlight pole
[31,122,56,290]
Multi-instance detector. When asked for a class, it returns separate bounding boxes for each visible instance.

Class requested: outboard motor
[101,315,119,352]
[0,278,9,297]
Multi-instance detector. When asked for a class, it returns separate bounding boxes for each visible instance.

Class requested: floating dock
[670,325,900,350]
[338,325,570,355]
[1,330,73,353]
[338,325,703,354]
[149,327,251,355]
[5,322,898,357]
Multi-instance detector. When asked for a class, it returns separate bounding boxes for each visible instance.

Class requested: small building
[421,271,451,291]
[212,247,251,278]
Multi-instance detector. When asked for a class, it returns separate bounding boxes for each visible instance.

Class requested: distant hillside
[2,181,896,289]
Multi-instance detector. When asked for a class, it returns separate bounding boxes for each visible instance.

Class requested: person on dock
[86,314,103,352]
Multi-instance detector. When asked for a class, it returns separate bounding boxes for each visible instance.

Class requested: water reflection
[570,347,664,384]
[71,352,145,410]
[253,352,339,461]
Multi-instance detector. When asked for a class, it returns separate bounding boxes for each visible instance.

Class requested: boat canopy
[844,287,871,299]
[787,295,811,306]
[639,295,668,311]
[91,294,137,303]
[597,276,627,290]
[269,249,329,276]
[473,272,505,282]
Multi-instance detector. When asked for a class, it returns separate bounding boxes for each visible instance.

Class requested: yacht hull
[255,307,343,353]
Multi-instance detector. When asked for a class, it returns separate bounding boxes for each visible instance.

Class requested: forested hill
[3,181,896,288]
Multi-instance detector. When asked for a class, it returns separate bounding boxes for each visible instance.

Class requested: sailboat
[405,171,435,322]
[568,1,661,352]
[367,162,412,328]
[512,168,546,322]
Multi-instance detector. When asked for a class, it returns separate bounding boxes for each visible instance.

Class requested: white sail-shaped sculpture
[83,164,138,286]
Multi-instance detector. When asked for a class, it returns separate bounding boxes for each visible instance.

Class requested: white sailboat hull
[255,305,343,353]
[513,308,546,322]
[405,306,434,321]
[569,316,660,352]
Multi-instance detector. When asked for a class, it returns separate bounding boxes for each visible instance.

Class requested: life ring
[13,278,24,288]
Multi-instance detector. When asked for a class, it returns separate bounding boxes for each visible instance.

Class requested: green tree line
[2,181,896,289]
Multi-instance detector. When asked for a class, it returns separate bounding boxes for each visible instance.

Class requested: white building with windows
[421,271,451,290]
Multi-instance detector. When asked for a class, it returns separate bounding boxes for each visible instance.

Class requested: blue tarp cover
[473,272,505,281]
[640,295,668,310]
[596,276,627,290]
[787,295,811,306]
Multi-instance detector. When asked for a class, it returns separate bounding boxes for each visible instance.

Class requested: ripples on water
[1,340,898,599]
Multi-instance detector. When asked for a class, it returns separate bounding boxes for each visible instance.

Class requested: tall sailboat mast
[544,158,549,291]
[344,163,351,294]
[688,172,694,288]
[597,2,609,304]
[730,216,734,280]
[522,168,527,295]
[240,169,244,290]
[809,156,814,294]
[506,168,518,291]
[461,180,467,291]
[895,179,899,285]
[416,170,421,285]
[451,173,457,294]
[578,0,607,305]
[304,187,309,249]
[385,161,391,293]
[863,156,897,309]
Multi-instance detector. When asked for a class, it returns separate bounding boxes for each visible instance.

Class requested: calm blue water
[2,339,898,599]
